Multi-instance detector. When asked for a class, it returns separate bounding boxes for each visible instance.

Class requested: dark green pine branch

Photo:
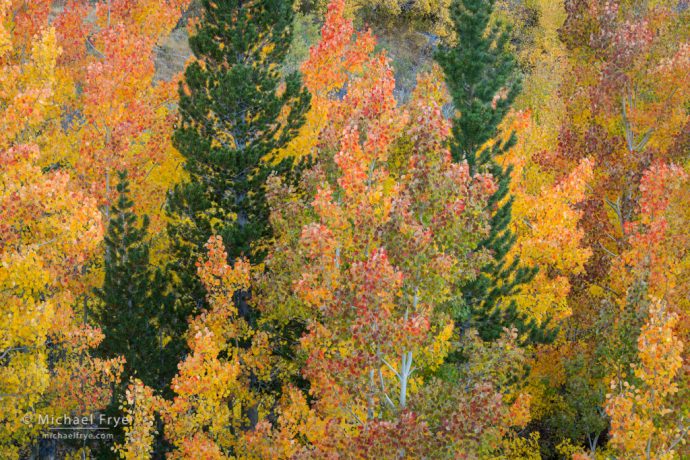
[436,0,556,344]
[95,170,179,391]
[166,0,311,316]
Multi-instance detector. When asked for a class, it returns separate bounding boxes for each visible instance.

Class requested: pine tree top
[435,0,521,161]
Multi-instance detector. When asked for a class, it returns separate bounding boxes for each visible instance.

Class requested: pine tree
[95,171,178,391]
[166,0,311,315]
[436,0,555,343]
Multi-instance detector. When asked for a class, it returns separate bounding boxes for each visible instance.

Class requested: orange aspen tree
[157,235,282,458]
[501,111,594,324]
[114,379,162,460]
[516,1,690,453]
[276,0,376,162]
[250,2,534,455]
[0,15,122,458]
[605,298,685,459]
[2,1,190,456]
[602,162,690,459]
[11,0,192,232]
[555,0,690,294]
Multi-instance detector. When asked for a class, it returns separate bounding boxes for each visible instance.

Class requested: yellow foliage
[502,112,593,324]
[115,380,161,460]
[605,298,685,459]
[499,431,542,460]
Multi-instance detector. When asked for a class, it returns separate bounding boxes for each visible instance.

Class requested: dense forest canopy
[1,0,689,458]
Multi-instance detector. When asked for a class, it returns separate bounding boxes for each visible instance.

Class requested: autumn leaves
[1,0,689,458]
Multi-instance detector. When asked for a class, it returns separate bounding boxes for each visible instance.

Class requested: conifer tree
[95,171,178,391]
[436,0,554,343]
[166,0,311,315]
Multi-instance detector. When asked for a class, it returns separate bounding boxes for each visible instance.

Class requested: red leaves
[617,161,688,294]
[302,0,376,97]
[348,248,406,351]
[288,3,498,440]
[349,410,433,458]
[637,161,687,224]
[439,382,504,442]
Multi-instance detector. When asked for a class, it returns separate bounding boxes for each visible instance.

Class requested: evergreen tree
[95,171,179,391]
[166,0,311,316]
[436,0,555,343]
